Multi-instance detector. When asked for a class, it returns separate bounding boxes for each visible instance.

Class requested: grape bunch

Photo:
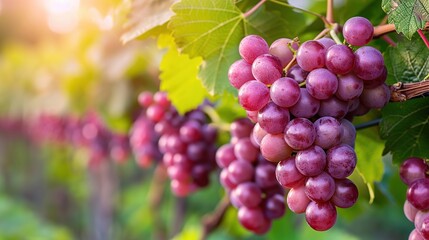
[130,91,218,196]
[216,118,285,234]
[399,157,429,240]
[228,16,387,231]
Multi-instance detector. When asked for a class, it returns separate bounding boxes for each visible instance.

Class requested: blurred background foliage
[0,0,416,239]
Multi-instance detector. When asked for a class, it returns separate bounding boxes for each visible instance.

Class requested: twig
[243,0,267,18]
[381,35,397,47]
[417,29,429,49]
[200,196,231,240]
[390,80,429,102]
[326,0,334,24]
[373,23,429,37]
[355,118,381,130]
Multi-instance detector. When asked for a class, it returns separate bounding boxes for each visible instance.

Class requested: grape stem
[201,196,230,239]
[354,118,381,130]
[329,26,342,44]
[326,0,334,24]
[417,29,429,49]
[202,106,231,132]
[390,80,429,102]
[243,0,267,18]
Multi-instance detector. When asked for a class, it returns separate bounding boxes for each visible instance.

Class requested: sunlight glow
[44,0,80,33]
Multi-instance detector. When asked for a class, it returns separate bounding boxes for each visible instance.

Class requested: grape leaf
[121,0,178,43]
[168,0,306,95]
[380,98,429,164]
[158,34,209,114]
[385,33,429,85]
[381,0,428,39]
[355,128,385,203]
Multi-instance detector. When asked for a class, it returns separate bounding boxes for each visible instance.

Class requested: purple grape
[234,138,259,162]
[284,118,316,150]
[179,120,202,143]
[238,207,271,234]
[153,91,171,108]
[306,68,338,100]
[409,228,425,240]
[340,119,356,147]
[246,110,258,123]
[420,217,429,239]
[251,123,268,147]
[325,44,355,74]
[170,179,196,197]
[227,159,254,185]
[230,118,254,139]
[255,163,277,189]
[400,157,428,185]
[364,66,387,89]
[216,143,236,168]
[192,164,211,187]
[270,77,301,108]
[238,80,270,111]
[252,54,283,85]
[404,200,419,222]
[318,97,349,119]
[137,91,153,107]
[234,182,263,208]
[290,88,320,118]
[314,117,343,149]
[326,144,357,179]
[343,16,374,46]
[296,40,326,71]
[146,104,165,122]
[295,145,327,177]
[317,38,336,49]
[220,168,236,189]
[257,102,290,134]
[286,64,309,84]
[287,184,311,213]
[228,59,254,89]
[239,35,269,64]
[336,73,364,101]
[269,38,299,67]
[360,83,390,109]
[264,194,286,219]
[168,164,192,182]
[353,46,384,80]
[407,178,429,210]
[260,134,293,162]
[305,172,336,202]
[305,201,337,231]
[331,178,358,208]
[276,156,305,188]
[415,211,429,236]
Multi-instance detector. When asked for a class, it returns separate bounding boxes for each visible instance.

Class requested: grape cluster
[130,91,218,197]
[228,16,387,231]
[400,157,429,240]
[216,118,285,234]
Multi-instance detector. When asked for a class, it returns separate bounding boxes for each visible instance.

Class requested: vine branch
[390,80,429,102]
[200,196,230,240]
[243,0,267,18]
[417,29,429,49]
[355,118,381,130]
[326,0,334,24]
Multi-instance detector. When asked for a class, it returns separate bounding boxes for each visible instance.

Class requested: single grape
[284,118,316,150]
[276,156,305,188]
[264,194,286,219]
[170,179,196,197]
[290,88,320,118]
[257,102,290,134]
[255,163,278,189]
[228,59,255,89]
[317,38,336,49]
[415,211,429,236]
[306,68,338,100]
[153,92,171,108]
[296,40,326,71]
[238,80,270,111]
[270,77,301,108]
[295,145,326,177]
[420,216,429,239]
[239,35,269,63]
[287,184,311,213]
[246,110,258,123]
[227,159,254,185]
[331,178,358,208]
[404,200,419,222]
[220,168,237,190]
[234,138,259,162]
[192,164,211,187]
[269,38,299,67]
[252,54,283,85]
[364,66,387,89]
[336,73,364,101]
[360,83,390,109]
[216,144,236,168]
[343,16,374,46]
[251,123,268,147]
[305,172,336,202]
[305,201,337,231]
[409,228,425,240]
[260,134,293,162]
[137,91,153,107]
[179,120,202,143]
[314,117,343,149]
[353,46,384,80]
[234,182,263,208]
[286,64,309,84]
[238,207,271,234]
[340,119,356,147]
[230,118,254,139]
[400,157,428,185]
[325,44,355,75]
[318,96,349,119]
[326,144,357,179]
[407,178,429,211]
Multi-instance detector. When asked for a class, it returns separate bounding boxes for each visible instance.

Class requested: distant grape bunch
[216,118,285,234]
[130,91,218,196]
[228,16,389,231]
[400,157,429,240]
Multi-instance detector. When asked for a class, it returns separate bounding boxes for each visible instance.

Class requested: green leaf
[380,97,429,164]
[381,0,428,39]
[169,0,306,95]
[355,128,385,203]
[158,34,209,114]
[385,33,429,84]
[121,0,179,43]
